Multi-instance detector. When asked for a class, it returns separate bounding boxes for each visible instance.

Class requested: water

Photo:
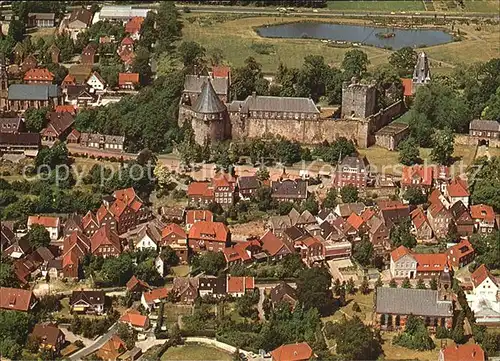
[256,22,453,49]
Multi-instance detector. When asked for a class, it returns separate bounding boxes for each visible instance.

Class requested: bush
[435,326,450,339]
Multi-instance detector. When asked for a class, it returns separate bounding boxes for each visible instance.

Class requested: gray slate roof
[192,80,227,114]
[238,95,320,114]
[376,287,453,317]
[80,132,125,146]
[469,119,500,132]
[8,84,60,101]
[184,75,228,96]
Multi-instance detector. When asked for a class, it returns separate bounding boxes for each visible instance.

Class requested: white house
[466,264,500,324]
[389,245,417,279]
[135,224,161,251]
[141,288,169,312]
[27,215,61,240]
[444,177,469,208]
[86,71,106,91]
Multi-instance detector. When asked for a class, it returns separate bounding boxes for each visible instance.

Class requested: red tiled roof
[97,335,126,361]
[390,245,412,262]
[96,204,111,224]
[82,210,97,229]
[271,342,314,361]
[62,74,76,85]
[125,16,144,34]
[162,223,186,239]
[222,240,259,263]
[428,198,446,217]
[118,72,139,85]
[24,68,54,82]
[227,276,254,294]
[377,200,407,210]
[113,188,138,206]
[187,182,214,197]
[260,230,287,256]
[126,275,150,291]
[361,208,376,222]
[55,105,76,114]
[28,215,60,228]
[0,287,35,311]
[142,287,169,304]
[185,210,214,225]
[109,199,128,218]
[441,343,485,361]
[121,36,134,46]
[401,165,433,187]
[346,212,364,230]
[447,177,469,197]
[401,78,413,97]
[119,49,135,65]
[471,264,497,288]
[90,226,121,253]
[470,204,495,222]
[410,207,428,230]
[212,66,231,78]
[188,221,228,243]
[67,128,81,140]
[447,238,474,260]
[414,253,448,272]
[212,173,235,189]
[120,309,148,328]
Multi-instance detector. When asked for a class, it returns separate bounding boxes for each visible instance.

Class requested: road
[68,323,118,361]
[257,287,266,321]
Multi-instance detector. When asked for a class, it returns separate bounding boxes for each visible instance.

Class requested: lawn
[161,344,232,361]
[327,1,425,12]
[381,332,454,361]
[180,15,389,74]
[163,303,193,324]
[322,291,374,324]
[171,265,191,277]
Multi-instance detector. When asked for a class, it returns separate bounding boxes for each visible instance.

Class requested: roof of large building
[188,221,228,243]
[440,343,485,361]
[120,309,149,328]
[70,290,105,305]
[0,287,35,311]
[376,287,452,317]
[185,210,214,225]
[270,282,297,304]
[270,342,313,361]
[236,94,320,114]
[470,204,495,222]
[192,80,227,114]
[44,111,75,136]
[227,276,254,294]
[23,68,54,82]
[469,119,500,132]
[447,177,469,198]
[184,75,228,95]
[0,132,40,146]
[118,72,139,85]
[390,245,413,262]
[99,5,150,20]
[271,179,308,199]
[69,7,93,26]
[8,84,60,100]
[28,215,60,228]
[447,238,474,260]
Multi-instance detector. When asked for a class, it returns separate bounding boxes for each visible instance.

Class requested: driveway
[68,323,118,361]
[257,287,266,321]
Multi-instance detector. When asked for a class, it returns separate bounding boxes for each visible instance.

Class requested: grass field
[180,14,500,75]
[381,333,455,361]
[322,291,375,324]
[171,265,191,277]
[163,303,193,324]
[161,344,232,361]
[327,1,425,12]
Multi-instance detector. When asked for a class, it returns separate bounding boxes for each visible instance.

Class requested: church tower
[438,263,453,301]
[412,52,431,93]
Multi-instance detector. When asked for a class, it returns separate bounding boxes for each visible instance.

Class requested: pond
[256,22,454,49]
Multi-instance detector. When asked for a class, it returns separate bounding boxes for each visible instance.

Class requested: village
[0,1,499,361]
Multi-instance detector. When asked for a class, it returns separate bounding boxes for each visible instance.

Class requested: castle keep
[178,72,406,148]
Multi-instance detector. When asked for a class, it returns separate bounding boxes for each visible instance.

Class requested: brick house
[226,276,254,297]
[260,230,293,261]
[23,68,54,84]
[81,43,97,65]
[294,235,324,267]
[82,211,99,237]
[401,165,434,193]
[187,174,236,208]
[187,221,229,253]
[367,215,390,255]
[271,178,308,202]
[449,201,475,237]
[0,287,37,311]
[172,277,199,304]
[160,223,188,263]
[469,119,500,141]
[30,323,65,353]
[62,231,90,278]
[90,226,122,258]
[185,210,214,230]
[41,111,75,142]
[27,215,61,240]
[118,72,139,90]
[333,154,370,190]
[187,182,214,207]
[427,197,452,239]
[270,282,298,310]
[446,238,475,269]
[410,207,433,242]
[47,44,60,64]
[237,175,259,200]
[470,204,496,234]
[21,54,38,73]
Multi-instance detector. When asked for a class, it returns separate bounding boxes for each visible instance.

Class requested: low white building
[134,224,161,251]
[390,245,417,279]
[27,215,61,240]
[86,71,106,91]
[466,264,500,324]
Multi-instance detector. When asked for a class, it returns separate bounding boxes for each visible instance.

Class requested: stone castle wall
[341,82,377,119]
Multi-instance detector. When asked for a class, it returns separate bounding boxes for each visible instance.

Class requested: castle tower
[191,80,230,145]
[412,52,431,92]
[341,77,377,119]
[438,263,453,301]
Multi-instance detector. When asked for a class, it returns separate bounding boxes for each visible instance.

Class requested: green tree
[398,137,420,166]
[132,46,152,87]
[393,314,435,351]
[24,107,48,132]
[178,41,205,70]
[402,277,412,288]
[353,238,373,267]
[191,251,226,276]
[342,49,369,79]
[430,127,455,165]
[451,311,466,344]
[340,184,359,203]
[8,20,25,42]
[430,277,438,290]
[333,316,382,360]
[416,278,426,289]
[360,276,370,294]
[231,57,269,99]
[102,254,134,286]
[375,277,383,288]
[156,2,182,53]
[403,188,427,205]
[390,219,417,249]
[22,224,50,248]
[295,55,331,102]
[389,47,418,77]
[296,267,333,315]
[346,278,355,295]
[302,195,319,216]
[255,167,269,181]
[389,279,397,288]
[322,188,337,209]
[0,261,19,288]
